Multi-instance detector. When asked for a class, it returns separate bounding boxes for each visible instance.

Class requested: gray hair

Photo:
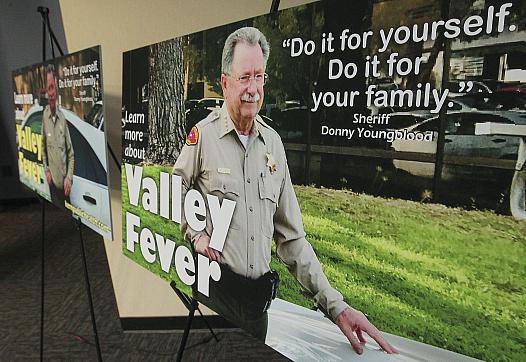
[46,63,57,84]
[221,27,270,75]
[46,63,56,76]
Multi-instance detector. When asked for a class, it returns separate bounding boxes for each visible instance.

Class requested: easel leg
[40,199,45,362]
[176,304,196,362]
[77,219,103,361]
[196,306,219,342]
[36,6,64,361]
[170,281,219,360]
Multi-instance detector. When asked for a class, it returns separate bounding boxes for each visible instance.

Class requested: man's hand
[64,176,72,197]
[194,234,221,262]
[335,307,396,355]
[45,169,53,186]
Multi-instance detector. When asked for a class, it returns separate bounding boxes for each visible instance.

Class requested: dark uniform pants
[49,184,66,207]
[195,264,269,342]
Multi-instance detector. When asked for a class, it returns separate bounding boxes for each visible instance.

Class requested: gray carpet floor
[0,201,288,361]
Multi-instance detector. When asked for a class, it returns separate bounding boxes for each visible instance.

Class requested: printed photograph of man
[172,26,395,355]
[42,64,74,207]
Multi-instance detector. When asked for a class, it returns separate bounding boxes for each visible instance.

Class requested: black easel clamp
[37,6,64,59]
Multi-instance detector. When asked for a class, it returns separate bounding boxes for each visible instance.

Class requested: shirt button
[222,185,226,190]
[247,178,251,183]
[249,206,253,212]
[250,235,254,241]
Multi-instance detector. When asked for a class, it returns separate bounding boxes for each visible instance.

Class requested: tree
[145,38,186,164]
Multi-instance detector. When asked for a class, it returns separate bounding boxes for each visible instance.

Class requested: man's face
[221,43,265,125]
[46,72,57,114]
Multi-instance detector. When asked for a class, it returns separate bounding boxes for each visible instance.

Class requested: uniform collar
[46,105,57,123]
[46,105,62,120]
[218,104,267,145]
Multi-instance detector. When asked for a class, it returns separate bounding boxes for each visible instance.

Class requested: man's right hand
[45,169,54,186]
[194,234,221,262]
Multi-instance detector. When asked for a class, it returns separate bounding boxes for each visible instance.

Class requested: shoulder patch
[186,126,199,146]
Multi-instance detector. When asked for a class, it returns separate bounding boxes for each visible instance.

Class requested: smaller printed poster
[13,46,112,239]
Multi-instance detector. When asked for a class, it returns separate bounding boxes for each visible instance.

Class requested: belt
[217,264,279,319]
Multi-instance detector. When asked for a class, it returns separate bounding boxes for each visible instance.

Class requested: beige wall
[58,0,316,318]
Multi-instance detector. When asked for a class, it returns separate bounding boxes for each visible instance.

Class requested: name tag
[218,167,230,174]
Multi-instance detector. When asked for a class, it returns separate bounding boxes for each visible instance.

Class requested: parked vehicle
[498,83,526,94]
[84,101,104,130]
[195,97,223,111]
[449,93,526,112]
[383,111,432,130]
[391,111,524,181]
[446,80,492,97]
[185,98,224,133]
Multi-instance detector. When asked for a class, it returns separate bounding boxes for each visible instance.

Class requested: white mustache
[241,93,260,103]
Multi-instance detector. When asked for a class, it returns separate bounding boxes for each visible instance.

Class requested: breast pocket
[209,172,241,230]
[258,172,279,238]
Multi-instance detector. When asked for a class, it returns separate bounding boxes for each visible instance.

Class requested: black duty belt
[218,264,279,319]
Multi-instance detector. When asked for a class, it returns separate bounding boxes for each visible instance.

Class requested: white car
[449,93,526,113]
[391,111,523,181]
[20,104,112,238]
[196,97,223,111]
[267,298,478,362]
[84,100,104,130]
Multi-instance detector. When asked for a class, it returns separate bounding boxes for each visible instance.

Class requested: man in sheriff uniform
[173,27,395,354]
[42,64,74,207]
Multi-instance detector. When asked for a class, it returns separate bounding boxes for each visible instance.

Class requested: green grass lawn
[123,165,526,361]
[274,186,526,361]
[122,164,193,296]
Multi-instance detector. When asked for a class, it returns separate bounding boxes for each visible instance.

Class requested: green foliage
[123,166,525,360]
[271,186,526,361]
[121,164,193,296]
[254,4,322,107]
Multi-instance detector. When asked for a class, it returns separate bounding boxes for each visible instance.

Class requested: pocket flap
[258,174,278,203]
[210,174,240,197]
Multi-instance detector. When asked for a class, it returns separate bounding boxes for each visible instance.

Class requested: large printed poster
[122,1,525,360]
[13,46,112,239]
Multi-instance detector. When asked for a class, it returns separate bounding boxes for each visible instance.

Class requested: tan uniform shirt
[173,105,349,320]
[41,106,75,189]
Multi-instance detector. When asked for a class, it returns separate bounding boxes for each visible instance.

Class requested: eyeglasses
[227,73,268,86]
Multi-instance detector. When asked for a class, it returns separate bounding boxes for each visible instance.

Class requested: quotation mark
[448,81,475,108]
[458,81,473,93]
[282,39,291,48]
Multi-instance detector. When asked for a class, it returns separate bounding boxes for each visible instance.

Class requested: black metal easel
[169,281,219,361]
[38,7,102,361]
[39,199,45,362]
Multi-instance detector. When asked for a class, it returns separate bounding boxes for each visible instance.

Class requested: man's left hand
[194,234,221,262]
[64,177,72,197]
[335,307,397,355]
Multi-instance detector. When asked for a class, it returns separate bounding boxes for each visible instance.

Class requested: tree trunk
[145,38,186,164]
